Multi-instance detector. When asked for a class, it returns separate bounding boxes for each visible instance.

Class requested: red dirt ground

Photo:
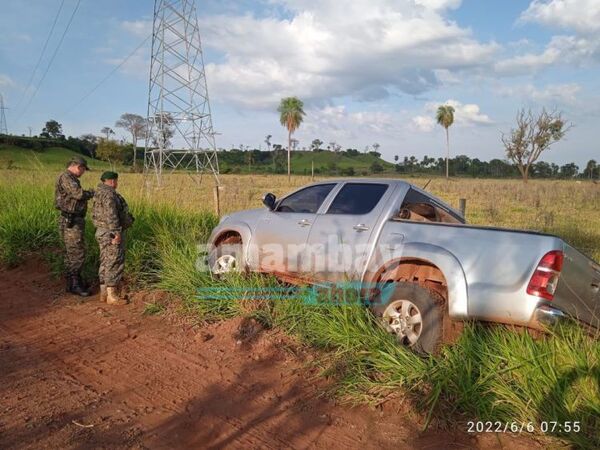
[0,259,544,449]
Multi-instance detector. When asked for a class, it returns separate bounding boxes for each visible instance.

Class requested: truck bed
[383,219,600,327]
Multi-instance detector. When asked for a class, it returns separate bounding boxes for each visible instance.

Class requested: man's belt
[60,211,85,228]
[60,211,85,219]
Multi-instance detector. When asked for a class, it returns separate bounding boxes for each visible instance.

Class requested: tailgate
[553,244,600,328]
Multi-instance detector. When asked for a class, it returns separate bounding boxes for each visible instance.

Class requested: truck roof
[317,178,410,185]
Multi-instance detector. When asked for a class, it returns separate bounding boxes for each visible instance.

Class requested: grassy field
[1,168,599,447]
[0,144,116,171]
[278,149,394,171]
[1,144,394,174]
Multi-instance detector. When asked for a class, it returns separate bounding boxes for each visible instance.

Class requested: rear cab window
[327,183,389,215]
[394,187,463,224]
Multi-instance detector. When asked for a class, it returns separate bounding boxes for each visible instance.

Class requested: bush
[370,161,384,173]
[0,134,96,157]
[340,166,355,176]
[96,139,128,163]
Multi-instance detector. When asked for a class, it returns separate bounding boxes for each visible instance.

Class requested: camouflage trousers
[58,216,86,276]
[95,229,125,287]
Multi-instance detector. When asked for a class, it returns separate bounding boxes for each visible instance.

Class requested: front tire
[372,282,443,354]
[209,236,243,276]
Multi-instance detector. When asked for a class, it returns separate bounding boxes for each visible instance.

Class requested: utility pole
[144,0,219,187]
[0,94,8,135]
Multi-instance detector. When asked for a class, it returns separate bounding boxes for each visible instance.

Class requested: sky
[0,0,599,165]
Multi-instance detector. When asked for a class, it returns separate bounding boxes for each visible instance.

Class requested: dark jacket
[92,183,134,233]
[54,170,93,216]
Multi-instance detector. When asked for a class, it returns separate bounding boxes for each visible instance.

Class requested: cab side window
[276,184,336,213]
[327,183,388,215]
[395,188,462,224]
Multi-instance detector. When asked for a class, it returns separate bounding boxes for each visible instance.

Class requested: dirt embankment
[0,259,541,449]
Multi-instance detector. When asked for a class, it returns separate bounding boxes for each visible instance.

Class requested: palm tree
[436,105,455,179]
[278,97,305,182]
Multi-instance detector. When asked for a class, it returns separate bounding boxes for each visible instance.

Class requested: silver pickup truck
[208,179,600,352]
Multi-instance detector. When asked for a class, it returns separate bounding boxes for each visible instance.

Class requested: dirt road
[0,259,541,449]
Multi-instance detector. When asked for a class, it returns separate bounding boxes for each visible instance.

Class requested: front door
[251,183,337,278]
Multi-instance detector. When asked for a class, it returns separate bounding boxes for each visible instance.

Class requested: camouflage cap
[100,171,119,181]
[68,155,90,169]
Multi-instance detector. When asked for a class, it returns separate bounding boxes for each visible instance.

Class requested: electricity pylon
[144,0,219,185]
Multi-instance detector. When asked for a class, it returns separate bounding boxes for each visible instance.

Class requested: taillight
[527,250,564,301]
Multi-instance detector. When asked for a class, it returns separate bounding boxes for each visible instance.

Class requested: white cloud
[197,0,498,108]
[12,33,31,43]
[104,49,149,80]
[499,83,581,105]
[412,99,492,132]
[495,34,600,75]
[102,20,153,79]
[415,0,463,10]
[447,100,493,125]
[496,1,600,75]
[299,105,399,143]
[120,19,152,38]
[412,99,494,132]
[412,115,435,132]
[0,74,15,88]
[520,0,600,33]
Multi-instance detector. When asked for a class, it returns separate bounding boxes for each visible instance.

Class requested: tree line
[2,105,597,180]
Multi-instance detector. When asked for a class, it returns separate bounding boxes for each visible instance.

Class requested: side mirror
[262,193,276,211]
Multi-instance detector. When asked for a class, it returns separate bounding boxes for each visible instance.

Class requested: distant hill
[0,144,395,176]
[0,144,113,171]
[219,149,395,175]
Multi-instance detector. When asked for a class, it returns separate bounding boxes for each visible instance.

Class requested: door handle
[298,219,311,227]
[353,223,369,231]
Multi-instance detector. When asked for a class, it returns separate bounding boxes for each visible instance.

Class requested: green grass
[0,144,114,171]
[0,144,392,174]
[1,181,598,448]
[143,302,166,315]
[288,150,395,171]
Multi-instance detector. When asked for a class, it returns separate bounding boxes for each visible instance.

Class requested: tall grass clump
[429,323,599,448]
[271,287,598,448]
[0,185,59,265]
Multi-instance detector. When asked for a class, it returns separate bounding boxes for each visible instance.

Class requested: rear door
[252,183,337,276]
[304,182,394,282]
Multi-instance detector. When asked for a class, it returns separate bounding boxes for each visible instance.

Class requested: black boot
[70,274,90,297]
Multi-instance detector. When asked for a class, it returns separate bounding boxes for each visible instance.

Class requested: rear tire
[372,282,443,354]
[209,236,243,276]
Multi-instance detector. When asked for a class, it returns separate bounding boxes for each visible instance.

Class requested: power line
[17,0,82,121]
[64,34,151,115]
[14,0,67,112]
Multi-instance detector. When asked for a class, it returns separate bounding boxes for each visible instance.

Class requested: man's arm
[61,174,93,201]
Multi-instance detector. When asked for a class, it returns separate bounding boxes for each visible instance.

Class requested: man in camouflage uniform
[92,171,134,305]
[55,156,94,296]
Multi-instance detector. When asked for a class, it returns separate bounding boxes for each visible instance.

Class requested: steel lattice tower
[0,94,7,135]
[144,0,219,185]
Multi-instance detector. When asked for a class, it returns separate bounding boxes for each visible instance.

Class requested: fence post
[311,160,314,181]
[213,184,221,217]
[459,198,467,217]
